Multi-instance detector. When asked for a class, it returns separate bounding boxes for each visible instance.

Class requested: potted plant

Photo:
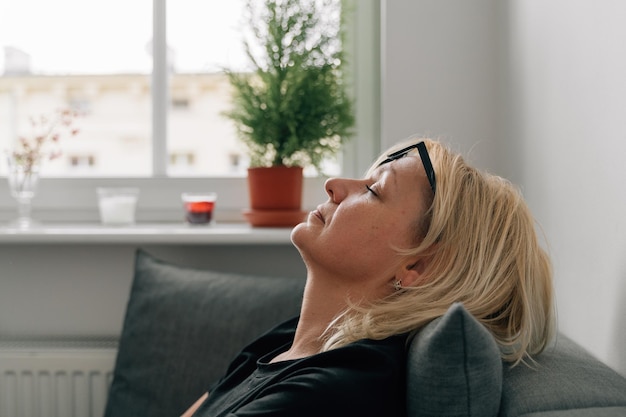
[224,0,354,227]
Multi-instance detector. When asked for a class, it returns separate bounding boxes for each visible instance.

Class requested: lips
[312,207,325,224]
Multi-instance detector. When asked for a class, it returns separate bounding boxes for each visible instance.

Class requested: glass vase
[6,154,41,229]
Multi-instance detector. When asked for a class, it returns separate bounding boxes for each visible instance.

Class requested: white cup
[97,187,139,225]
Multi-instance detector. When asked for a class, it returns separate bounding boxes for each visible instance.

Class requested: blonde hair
[323,139,555,365]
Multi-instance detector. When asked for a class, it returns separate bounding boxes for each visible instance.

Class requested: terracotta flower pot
[243,166,308,227]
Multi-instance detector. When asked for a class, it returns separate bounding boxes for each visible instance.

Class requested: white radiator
[0,340,117,417]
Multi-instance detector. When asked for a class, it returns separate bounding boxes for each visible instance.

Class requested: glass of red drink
[181,192,217,224]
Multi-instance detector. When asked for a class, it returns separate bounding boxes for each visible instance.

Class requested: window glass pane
[0,0,152,177]
[165,0,344,178]
[167,0,249,177]
[0,0,345,179]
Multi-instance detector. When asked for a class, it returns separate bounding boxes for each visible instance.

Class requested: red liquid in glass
[184,201,215,224]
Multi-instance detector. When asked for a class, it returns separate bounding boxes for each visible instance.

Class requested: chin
[290,222,306,247]
[290,220,317,253]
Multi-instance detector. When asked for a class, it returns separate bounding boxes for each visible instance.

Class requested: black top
[193,317,409,417]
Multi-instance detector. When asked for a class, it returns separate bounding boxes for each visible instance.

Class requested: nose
[325,177,357,203]
[324,177,338,203]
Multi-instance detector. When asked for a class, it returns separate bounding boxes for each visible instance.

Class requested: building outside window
[0,0,254,178]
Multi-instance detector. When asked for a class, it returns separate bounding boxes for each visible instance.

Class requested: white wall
[503,0,626,376]
[0,244,306,338]
[381,0,501,170]
[382,0,626,375]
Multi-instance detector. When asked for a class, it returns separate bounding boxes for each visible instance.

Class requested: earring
[394,280,402,291]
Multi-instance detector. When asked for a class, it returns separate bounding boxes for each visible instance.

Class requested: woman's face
[291,154,432,293]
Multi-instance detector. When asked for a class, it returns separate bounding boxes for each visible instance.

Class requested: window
[166,0,250,177]
[0,0,379,223]
[0,0,246,178]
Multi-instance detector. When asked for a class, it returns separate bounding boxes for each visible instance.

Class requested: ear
[394,257,428,288]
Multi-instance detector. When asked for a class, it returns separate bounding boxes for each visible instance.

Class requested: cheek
[328,204,412,257]
[345,222,401,260]
[335,213,381,242]
[337,206,404,242]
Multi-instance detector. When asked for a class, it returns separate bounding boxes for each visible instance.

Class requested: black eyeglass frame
[377,141,436,194]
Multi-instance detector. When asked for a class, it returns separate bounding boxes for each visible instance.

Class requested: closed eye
[366,185,379,197]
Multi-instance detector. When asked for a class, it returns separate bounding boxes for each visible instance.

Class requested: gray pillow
[406,302,502,417]
[104,249,305,417]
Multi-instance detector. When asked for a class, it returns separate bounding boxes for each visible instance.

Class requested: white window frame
[0,0,380,224]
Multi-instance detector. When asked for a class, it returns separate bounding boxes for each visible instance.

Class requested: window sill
[0,222,295,245]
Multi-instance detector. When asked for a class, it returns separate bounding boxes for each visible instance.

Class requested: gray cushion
[104,249,305,417]
[499,334,626,417]
[406,302,503,417]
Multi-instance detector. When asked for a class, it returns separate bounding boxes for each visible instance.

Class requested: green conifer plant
[224,0,354,170]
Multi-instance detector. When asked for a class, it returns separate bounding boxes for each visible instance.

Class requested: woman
[183,138,555,417]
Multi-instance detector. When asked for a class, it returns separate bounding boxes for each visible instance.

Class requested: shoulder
[206,332,408,417]
[284,335,409,392]
[254,335,409,416]
[233,316,300,360]
[307,333,409,380]
[245,316,299,352]
[218,317,299,382]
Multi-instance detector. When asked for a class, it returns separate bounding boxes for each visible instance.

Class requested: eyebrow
[371,161,398,194]
[389,163,398,191]
[377,141,436,194]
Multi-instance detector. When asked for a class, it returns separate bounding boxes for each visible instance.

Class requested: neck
[272,272,350,362]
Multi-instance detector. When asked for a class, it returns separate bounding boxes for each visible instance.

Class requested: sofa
[104,250,626,417]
